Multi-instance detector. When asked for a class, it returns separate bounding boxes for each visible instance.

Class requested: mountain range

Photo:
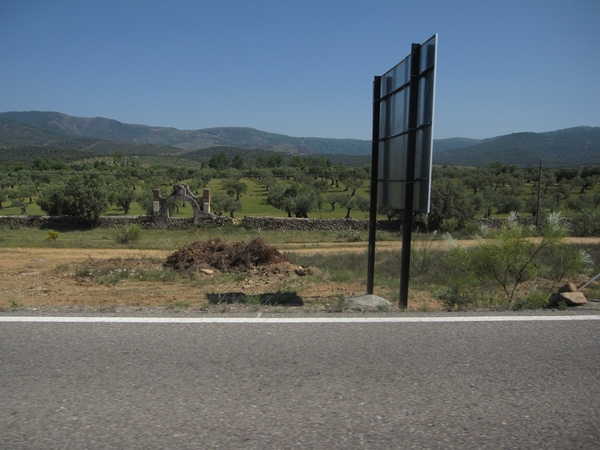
[1,111,598,167]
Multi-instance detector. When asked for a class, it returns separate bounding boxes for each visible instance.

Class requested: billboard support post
[367,76,382,295]
[399,43,422,308]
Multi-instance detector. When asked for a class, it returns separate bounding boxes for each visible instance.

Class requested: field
[0,177,378,219]
[0,243,390,313]
[0,227,409,312]
[2,225,600,313]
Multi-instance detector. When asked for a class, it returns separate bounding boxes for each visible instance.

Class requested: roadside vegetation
[1,152,600,311]
[1,216,599,311]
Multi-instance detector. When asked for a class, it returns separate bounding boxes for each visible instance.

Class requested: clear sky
[1,0,598,140]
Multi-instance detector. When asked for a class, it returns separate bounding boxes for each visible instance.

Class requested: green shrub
[572,209,600,236]
[115,224,142,244]
[45,229,59,241]
[439,217,459,233]
[538,244,593,283]
[449,212,568,305]
[437,276,478,310]
[513,289,550,310]
[410,239,442,276]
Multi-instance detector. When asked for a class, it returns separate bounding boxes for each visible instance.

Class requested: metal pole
[399,43,421,308]
[367,76,382,294]
[535,158,543,228]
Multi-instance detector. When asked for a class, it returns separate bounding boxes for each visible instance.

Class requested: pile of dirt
[164,237,290,274]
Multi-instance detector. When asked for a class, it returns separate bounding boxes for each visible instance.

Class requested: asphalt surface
[1,316,599,449]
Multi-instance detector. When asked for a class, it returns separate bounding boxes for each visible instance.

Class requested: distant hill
[0,111,598,167]
[178,146,372,168]
[433,127,600,167]
[0,111,370,155]
[0,146,93,165]
[432,137,482,153]
[0,117,179,156]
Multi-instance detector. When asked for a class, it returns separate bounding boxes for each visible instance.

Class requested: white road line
[0,315,599,324]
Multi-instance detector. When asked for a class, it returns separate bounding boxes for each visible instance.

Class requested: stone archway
[152,184,212,228]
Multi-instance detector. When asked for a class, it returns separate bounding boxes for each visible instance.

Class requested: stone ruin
[153,184,214,228]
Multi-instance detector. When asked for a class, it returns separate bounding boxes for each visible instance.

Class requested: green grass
[1,201,44,216]
[0,177,377,219]
[0,224,401,250]
[205,177,375,219]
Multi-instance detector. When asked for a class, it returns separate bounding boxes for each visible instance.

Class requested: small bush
[450,212,567,305]
[571,209,600,236]
[538,244,593,283]
[410,239,442,276]
[513,289,549,310]
[463,221,486,238]
[437,275,478,310]
[439,217,459,234]
[45,229,59,241]
[244,294,263,306]
[335,231,363,242]
[115,224,142,244]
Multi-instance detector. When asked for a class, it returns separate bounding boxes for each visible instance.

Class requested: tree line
[1,152,600,234]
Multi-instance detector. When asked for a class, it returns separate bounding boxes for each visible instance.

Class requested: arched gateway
[152,184,213,228]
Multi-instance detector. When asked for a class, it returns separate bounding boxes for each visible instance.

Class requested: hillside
[0,111,370,155]
[432,137,482,152]
[0,146,93,165]
[1,111,598,167]
[433,127,600,167]
[0,117,180,156]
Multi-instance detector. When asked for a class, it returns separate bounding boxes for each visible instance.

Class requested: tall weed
[410,239,443,276]
[115,224,142,245]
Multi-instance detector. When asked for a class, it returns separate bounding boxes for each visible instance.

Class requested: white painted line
[0,315,599,324]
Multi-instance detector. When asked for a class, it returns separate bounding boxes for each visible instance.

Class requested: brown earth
[0,244,370,311]
[2,237,599,312]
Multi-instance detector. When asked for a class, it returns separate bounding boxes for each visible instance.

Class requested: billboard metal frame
[367,35,438,308]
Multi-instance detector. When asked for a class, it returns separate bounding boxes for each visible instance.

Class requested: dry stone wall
[0,215,191,230]
[240,216,394,231]
[0,214,580,233]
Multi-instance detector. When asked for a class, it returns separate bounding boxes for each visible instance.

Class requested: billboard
[376,34,437,213]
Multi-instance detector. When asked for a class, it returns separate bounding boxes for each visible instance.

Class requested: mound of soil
[164,237,290,274]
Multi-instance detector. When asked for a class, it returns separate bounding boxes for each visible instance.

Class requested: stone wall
[239,216,400,231]
[477,216,578,230]
[0,214,401,232]
[476,217,535,228]
[0,215,192,230]
[0,214,581,234]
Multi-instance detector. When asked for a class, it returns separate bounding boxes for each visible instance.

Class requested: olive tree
[267,183,322,218]
[428,178,475,230]
[37,174,109,220]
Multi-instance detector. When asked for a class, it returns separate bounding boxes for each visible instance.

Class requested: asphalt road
[1,315,599,449]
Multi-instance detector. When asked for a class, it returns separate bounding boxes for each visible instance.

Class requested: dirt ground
[2,238,599,312]
[0,244,370,311]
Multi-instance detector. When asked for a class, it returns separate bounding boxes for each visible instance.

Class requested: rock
[560,291,587,306]
[294,265,320,276]
[200,268,214,275]
[344,294,393,311]
[558,283,578,293]
[549,291,587,307]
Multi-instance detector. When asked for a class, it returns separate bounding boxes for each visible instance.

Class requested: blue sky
[1,0,598,140]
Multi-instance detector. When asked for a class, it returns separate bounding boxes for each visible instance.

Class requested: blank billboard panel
[377,34,437,213]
